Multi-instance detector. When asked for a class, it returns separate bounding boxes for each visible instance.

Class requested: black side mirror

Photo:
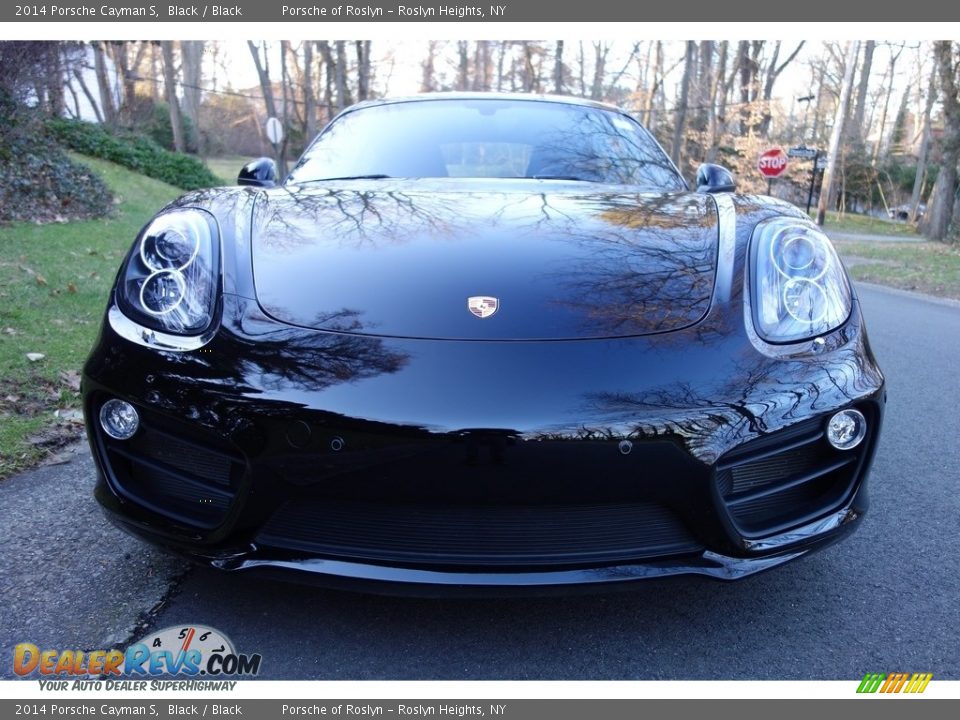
[696,163,736,194]
[238,158,278,188]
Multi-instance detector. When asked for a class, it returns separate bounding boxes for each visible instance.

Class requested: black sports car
[83,93,884,594]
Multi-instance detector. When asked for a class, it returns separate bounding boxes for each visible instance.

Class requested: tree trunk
[817,41,860,226]
[92,42,117,126]
[706,41,728,162]
[247,40,279,120]
[496,42,507,92]
[356,41,371,101]
[303,42,316,140]
[851,41,875,140]
[457,41,469,91]
[421,41,437,92]
[737,41,752,134]
[317,41,335,121]
[590,42,608,100]
[873,44,905,163]
[72,67,103,124]
[671,41,696,168]
[180,41,204,149]
[45,43,65,117]
[644,41,662,133]
[279,41,290,176]
[553,40,564,94]
[160,41,185,152]
[921,42,960,241]
[577,42,586,97]
[910,65,938,223]
[759,41,804,136]
[334,41,351,111]
[811,63,825,141]
[107,42,130,123]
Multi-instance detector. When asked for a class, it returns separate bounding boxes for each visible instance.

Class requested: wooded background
[3,39,959,242]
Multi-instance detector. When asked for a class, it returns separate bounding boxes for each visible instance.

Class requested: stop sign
[758,147,788,178]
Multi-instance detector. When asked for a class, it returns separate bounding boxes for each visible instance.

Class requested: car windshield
[286,97,686,189]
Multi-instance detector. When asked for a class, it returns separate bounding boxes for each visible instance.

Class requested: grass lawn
[834,240,960,301]
[204,155,254,186]
[0,154,182,478]
[814,210,920,238]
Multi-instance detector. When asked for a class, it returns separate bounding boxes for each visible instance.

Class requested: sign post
[758,147,788,195]
[265,116,284,175]
[789,146,821,216]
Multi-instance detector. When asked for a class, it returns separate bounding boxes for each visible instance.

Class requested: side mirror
[696,163,736,194]
[238,157,278,188]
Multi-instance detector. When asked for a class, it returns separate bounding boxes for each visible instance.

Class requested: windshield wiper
[529,174,593,182]
[312,174,393,181]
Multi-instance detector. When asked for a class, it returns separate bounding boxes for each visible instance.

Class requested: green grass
[0,154,182,477]
[813,210,920,238]
[835,240,960,300]
[204,155,254,186]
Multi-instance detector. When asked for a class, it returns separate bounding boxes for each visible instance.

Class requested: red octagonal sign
[758,147,788,178]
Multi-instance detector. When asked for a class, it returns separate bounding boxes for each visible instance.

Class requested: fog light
[826,409,866,450]
[100,399,139,440]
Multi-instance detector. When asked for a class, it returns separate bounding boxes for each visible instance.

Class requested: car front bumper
[83,294,884,594]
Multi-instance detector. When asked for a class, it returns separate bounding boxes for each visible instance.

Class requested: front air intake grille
[715,411,870,537]
[256,500,703,568]
[100,415,244,529]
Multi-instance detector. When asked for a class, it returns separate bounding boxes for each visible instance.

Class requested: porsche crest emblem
[467,296,499,319]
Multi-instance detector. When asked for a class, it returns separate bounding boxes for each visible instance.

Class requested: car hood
[250,180,719,340]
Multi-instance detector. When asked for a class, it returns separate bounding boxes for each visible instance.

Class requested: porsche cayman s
[83,94,885,593]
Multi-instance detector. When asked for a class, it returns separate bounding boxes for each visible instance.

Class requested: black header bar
[4,0,959,23]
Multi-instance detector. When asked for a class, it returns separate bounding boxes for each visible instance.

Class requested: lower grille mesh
[715,412,869,536]
[257,501,702,567]
[102,418,243,528]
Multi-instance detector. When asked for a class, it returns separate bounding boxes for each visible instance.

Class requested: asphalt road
[2,283,958,680]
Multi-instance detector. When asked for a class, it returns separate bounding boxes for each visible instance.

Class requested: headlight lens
[117,209,219,335]
[750,218,851,343]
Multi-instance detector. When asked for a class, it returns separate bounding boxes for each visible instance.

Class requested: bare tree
[457,41,469,91]
[247,40,279,120]
[356,41,372,101]
[317,41,335,118]
[706,41,729,162]
[72,67,103,123]
[644,41,664,134]
[817,41,860,226]
[334,41,351,110]
[553,40,564,94]
[671,41,696,167]
[92,42,117,126]
[304,41,317,140]
[160,41,185,152]
[758,41,805,136]
[848,41,875,142]
[921,42,960,241]
[421,41,438,92]
[590,42,611,100]
[180,41,204,144]
[910,64,938,223]
[872,42,907,163]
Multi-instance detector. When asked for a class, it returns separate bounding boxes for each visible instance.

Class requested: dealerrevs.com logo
[14,625,261,689]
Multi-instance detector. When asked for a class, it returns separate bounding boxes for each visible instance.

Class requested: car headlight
[749,217,851,343]
[116,209,220,335]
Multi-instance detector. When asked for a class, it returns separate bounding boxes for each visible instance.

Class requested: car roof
[341,92,630,116]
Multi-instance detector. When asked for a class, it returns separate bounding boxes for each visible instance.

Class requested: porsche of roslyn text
[83,93,884,594]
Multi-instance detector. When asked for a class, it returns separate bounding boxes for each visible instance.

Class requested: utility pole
[816,40,859,227]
